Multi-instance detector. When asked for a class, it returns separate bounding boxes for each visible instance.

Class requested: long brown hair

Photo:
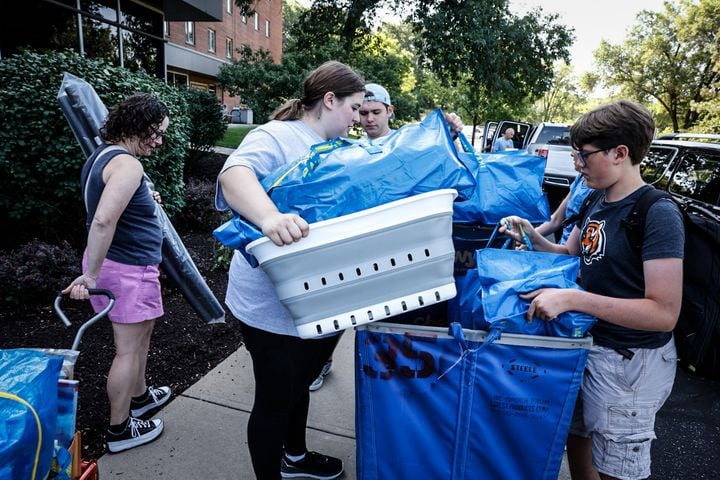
[272,61,365,121]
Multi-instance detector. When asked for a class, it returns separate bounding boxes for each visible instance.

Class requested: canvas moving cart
[355,322,591,480]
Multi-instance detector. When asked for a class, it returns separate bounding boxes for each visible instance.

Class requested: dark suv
[641,133,720,219]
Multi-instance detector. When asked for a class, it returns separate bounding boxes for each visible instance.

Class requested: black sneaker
[106,417,164,453]
[281,451,343,479]
[309,360,333,392]
[130,386,172,417]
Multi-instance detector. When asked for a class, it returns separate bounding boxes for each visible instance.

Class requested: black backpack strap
[621,186,672,253]
[562,189,602,229]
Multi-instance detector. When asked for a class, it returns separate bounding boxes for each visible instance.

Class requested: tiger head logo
[581,219,606,265]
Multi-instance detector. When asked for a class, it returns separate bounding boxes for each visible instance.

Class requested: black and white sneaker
[281,451,343,479]
[309,360,333,392]
[130,386,172,417]
[106,417,164,453]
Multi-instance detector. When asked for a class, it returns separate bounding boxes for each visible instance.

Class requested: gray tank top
[81,144,162,265]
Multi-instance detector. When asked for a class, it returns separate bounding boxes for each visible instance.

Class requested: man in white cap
[359,82,464,145]
[310,84,464,393]
[359,83,396,143]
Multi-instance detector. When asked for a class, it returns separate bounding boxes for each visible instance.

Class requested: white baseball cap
[364,83,392,106]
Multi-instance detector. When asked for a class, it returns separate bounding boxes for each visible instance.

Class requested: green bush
[184,87,227,155]
[0,49,190,248]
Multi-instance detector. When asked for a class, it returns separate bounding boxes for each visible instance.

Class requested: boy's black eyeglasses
[572,147,612,167]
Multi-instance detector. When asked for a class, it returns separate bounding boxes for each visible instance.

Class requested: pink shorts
[83,253,164,324]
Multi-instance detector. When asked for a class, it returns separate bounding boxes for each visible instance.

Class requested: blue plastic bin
[355,322,591,480]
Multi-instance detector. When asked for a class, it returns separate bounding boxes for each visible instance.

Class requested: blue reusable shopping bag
[0,349,62,480]
[452,133,551,224]
[214,109,476,265]
[471,248,596,337]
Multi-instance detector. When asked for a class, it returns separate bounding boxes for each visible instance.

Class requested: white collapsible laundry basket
[246,189,458,339]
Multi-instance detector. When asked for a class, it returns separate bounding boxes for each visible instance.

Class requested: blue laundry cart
[355,322,591,480]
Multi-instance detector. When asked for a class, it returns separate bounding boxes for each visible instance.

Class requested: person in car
[491,127,515,151]
[500,99,684,480]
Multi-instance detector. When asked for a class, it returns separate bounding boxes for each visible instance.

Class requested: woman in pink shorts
[63,93,172,453]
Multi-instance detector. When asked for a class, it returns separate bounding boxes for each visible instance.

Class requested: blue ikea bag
[214,109,476,265]
[472,248,596,338]
[452,133,551,224]
[0,349,62,480]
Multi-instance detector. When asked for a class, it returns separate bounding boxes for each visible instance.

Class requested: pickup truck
[481,120,574,209]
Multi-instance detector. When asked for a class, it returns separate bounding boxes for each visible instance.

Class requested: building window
[168,71,189,87]
[226,0,232,14]
[185,22,195,45]
[226,37,233,59]
[208,28,216,52]
[265,20,270,38]
[254,13,259,30]
[241,14,247,23]
[163,21,169,37]
[5,1,165,79]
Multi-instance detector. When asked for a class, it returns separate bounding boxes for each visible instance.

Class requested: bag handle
[484,219,534,251]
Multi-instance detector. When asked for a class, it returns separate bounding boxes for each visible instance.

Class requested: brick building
[165,0,283,117]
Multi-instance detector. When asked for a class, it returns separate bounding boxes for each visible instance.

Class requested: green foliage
[352,31,420,122]
[410,0,574,122]
[594,0,720,132]
[213,242,234,272]
[528,63,586,123]
[0,49,190,247]
[217,45,302,122]
[184,87,227,155]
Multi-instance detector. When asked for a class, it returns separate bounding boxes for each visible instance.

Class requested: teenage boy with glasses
[500,100,684,480]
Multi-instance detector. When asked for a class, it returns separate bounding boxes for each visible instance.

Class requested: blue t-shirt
[492,137,514,152]
[576,185,684,349]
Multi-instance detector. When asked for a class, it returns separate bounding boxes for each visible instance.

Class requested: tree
[409,0,573,125]
[594,0,720,132]
[530,62,587,123]
[216,45,301,122]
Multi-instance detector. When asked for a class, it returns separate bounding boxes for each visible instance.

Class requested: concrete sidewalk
[98,329,571,479]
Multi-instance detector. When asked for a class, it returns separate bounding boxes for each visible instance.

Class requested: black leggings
[240,321,341,480]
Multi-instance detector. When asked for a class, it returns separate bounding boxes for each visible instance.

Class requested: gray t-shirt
[576,185,684,348]
[216,120,324,336]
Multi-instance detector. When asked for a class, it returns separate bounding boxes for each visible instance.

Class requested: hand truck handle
[54,289,115,351]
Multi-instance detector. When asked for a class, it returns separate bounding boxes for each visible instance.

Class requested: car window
[533,126,571,146]
[641,145,678,187]
[669,148,720,206]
